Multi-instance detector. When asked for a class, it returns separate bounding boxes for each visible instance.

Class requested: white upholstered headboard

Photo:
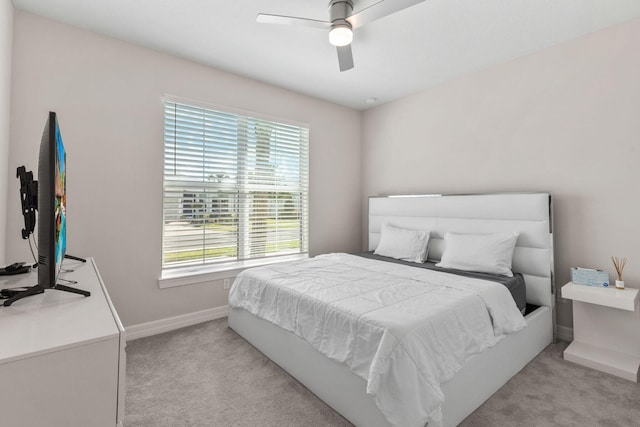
[368,193,554,308]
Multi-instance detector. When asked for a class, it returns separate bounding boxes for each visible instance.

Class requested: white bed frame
[229,193,554,427]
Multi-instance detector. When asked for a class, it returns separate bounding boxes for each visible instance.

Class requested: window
[162,98,309,273]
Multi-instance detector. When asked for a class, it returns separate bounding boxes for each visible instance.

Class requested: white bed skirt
[228,305,552,427]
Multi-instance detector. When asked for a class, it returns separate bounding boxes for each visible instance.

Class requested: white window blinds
[162,100,309,270]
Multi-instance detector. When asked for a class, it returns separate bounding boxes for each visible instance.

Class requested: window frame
[159,95,310,287]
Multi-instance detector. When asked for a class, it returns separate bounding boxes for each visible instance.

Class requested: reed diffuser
[611,256,627,289]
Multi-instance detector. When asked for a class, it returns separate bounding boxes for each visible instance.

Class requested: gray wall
[362,18,640,329]
[0,0,13,266]
[6,11,363,326]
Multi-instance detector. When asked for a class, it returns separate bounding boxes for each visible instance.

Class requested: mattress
[228,253,527,427]
[355,251,527,314]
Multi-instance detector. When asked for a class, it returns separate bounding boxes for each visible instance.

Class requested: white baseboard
[556,324,573,342]
[125,305,228,341]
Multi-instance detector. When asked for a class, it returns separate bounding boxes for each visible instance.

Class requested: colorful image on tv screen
[54,121,66,281]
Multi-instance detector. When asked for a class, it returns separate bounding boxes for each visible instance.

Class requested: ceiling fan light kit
[329,23,353,46]
[257,0,426,72]
[329,0,354,47]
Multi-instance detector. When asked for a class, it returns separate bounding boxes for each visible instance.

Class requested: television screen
[38,111,66,289]
[54,120,67,281]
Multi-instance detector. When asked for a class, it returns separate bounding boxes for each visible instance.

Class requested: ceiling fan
[257,0,426,72]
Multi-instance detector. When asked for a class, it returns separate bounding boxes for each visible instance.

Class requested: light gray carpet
[126,318,640,427]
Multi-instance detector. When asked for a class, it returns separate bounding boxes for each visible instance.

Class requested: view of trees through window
[162,101,309,269]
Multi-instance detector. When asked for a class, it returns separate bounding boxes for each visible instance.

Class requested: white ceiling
[12,0,640,110]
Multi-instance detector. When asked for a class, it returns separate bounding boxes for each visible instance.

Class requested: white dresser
[0,258,126,427]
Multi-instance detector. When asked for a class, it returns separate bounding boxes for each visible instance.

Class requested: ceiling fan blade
[256,13,331,30]
[336,45,354,72]
[347,0,426,29]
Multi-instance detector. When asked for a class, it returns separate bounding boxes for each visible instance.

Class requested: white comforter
[228,253,527,427]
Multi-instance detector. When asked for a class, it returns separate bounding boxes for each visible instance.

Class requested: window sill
[158,254,309,289]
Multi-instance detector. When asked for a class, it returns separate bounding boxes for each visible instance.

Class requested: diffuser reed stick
[612,256,627,280]
[611,256,627,290]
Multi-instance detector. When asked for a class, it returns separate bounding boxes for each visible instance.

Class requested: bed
[228,193,554,427]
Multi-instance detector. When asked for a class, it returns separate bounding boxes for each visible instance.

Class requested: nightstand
[561,282,640,382]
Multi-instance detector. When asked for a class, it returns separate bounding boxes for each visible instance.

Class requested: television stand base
[55,283,91,297]
[65,254,87,263]
[3,283,91,307]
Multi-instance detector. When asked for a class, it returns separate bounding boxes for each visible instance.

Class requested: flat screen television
[38,111,67,288]
[3,112,90,306]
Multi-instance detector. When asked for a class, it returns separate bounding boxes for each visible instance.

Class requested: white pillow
[435,232,519,277]
[374,223,431,263]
